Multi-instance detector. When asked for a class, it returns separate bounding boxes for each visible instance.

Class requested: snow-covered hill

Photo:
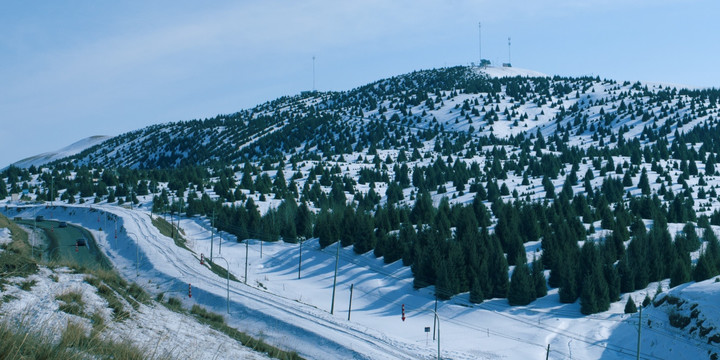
[477,65,548,78]
[2,204,718,359]
[9,135,111,169]
[3,65,720,359]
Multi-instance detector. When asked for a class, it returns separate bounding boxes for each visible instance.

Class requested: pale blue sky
[1,0,718,168]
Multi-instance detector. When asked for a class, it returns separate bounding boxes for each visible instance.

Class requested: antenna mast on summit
[478,22,482,66]
[312,56,316,91]
[508,37,512,64]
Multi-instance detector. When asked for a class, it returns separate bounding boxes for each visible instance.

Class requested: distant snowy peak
[476,65,547,78]
[11,135,111,169]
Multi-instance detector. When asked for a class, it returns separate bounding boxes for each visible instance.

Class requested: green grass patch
[84,270,133,322]
[165,296,184,312]
[19,279,37,291]
[151,216,189,250]
[189,305,304,360]
[127,282,150,304]
[0,319,153,360]
[207,259,241,282]
[191,304,225,325]
[83,267,149,311]
[0,213,38,285]
[56,290,86,317]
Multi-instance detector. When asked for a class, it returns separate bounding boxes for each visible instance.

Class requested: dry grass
[56,290,85,317]
[0,319,156,360]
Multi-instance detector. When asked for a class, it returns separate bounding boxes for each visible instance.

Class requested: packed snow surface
[2,204,719,359]
[476,65,547,78]
[9,135,111,169]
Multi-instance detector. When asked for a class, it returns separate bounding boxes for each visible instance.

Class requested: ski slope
[3,204,718,359]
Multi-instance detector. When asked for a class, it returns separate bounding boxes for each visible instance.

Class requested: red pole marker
[200,253,204,265]
[402,304,406,322]
[189,283,192,298]
[75,244,79,252]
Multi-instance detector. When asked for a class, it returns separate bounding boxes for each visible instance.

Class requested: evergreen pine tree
[624,297,637,314]
[532,255,548,298]
[693,253,717,282]
[670,256,691,288]
[638,168,651,195]
[508,255,534,306]
[543,176,555,198]
[642,294,651,308]
[580,274,598,315]
[470,277,484,304]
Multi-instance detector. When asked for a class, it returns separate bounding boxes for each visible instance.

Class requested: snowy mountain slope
[3,204,718,360]
[53,66,718,169]
[0,266,272,360]
[476,65,548,78]
[4,65,720,359]
[9,135,111,169]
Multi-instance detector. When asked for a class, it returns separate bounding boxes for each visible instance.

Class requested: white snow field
[8,135,111,169]
[2,204,719,359]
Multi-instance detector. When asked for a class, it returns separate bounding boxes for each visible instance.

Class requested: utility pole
[330,241,340,315]
[170,195,175,240]
[636,305,642,360]
[433,295,438,340]
[214,256,230,314]
[244,239,248,284]
[210,209,215,261]
[298,237,304,279]
[347,283,354,321]
[32,217,35,259]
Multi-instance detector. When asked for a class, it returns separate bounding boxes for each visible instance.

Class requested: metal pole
[128,233,140,277]
[298,237,303,279]
[636,305,642,360]
[478,22,482,65]
[437,311,440,360]
[244,240,248,284]
[312,56,316,91]
[210,209,214,261]
[32,218,36,259]
[421,309,441,360]
[215,256,230,313]
[546,344,550,360]
[330,241,340,315]
[433,296,438,340]
[347,284,354,321]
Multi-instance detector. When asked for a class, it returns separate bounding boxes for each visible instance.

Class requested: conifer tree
[532,255,548,298]
[580,274,598,315]
[638,168,651,195]
[470,277,484,304]
[624,296,637,314]
[508,255,534,306]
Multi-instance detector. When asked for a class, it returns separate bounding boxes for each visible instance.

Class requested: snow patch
[476,65,548,78]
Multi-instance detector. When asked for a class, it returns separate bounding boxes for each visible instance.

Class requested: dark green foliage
[532,255,547,298]
[508,255,535,306]
[624,297,637,314]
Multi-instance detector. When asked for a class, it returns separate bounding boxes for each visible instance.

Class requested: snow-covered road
[5,203,717,360]
[5,205,427,360]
